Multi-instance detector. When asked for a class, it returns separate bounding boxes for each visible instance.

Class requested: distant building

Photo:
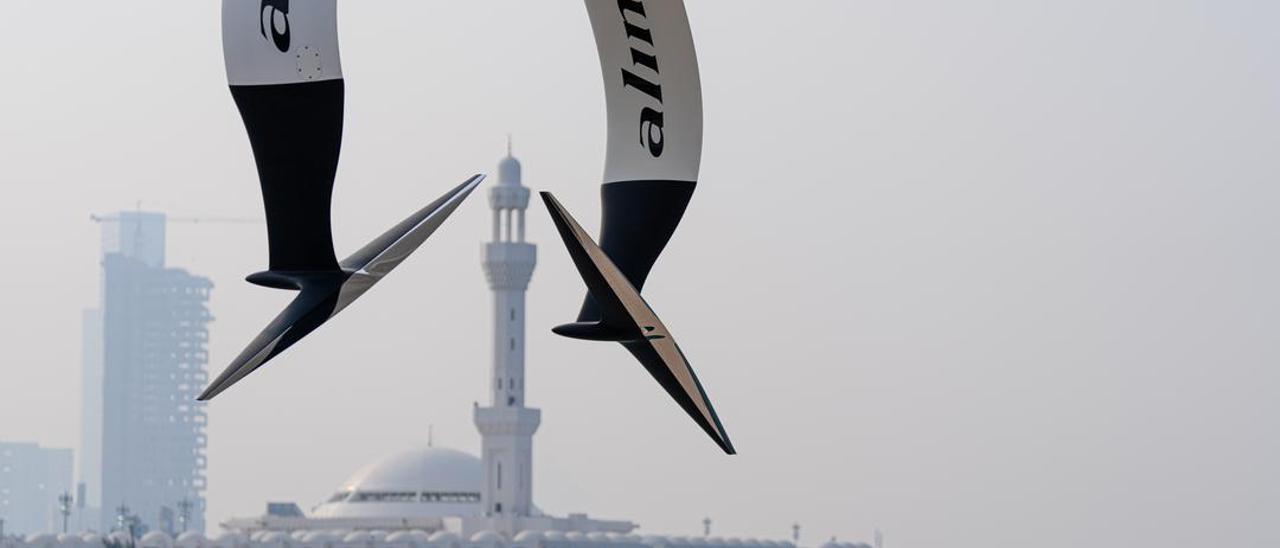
[0,442,73,535]
[0,147,875,548]
[211,149,810,548]
[82,211,212,534]
[473,144,540,531]
[79,308,103,532]
[99,211,166,268]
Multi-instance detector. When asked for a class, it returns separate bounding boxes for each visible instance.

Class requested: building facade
[78,308,103,532]
[219,149,636,539]
[163,149,854,548]
[475,147,540,527]
[85,212,212,534]
[0,442,73,535]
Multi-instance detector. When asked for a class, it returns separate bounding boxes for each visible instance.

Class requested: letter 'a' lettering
[554,1,728,453]
[639,107,664,157]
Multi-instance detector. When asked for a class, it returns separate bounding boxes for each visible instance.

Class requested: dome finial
[497,136,522,186]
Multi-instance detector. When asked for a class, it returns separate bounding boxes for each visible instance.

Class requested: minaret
[475,141,541,525]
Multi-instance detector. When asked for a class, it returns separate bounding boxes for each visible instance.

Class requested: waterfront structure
[0,150,868,548]
[0,442,73,535]
[82,211,212,534]
[213,150,803,547]
[221,150,631,538]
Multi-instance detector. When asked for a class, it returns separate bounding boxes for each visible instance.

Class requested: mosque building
[216,146,640,540]
[218,147,658,540]
[0,149,874,548]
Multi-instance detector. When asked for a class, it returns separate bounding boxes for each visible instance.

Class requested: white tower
[475,142,541,528]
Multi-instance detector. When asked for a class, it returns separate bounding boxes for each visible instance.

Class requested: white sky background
[1,1,1278,547]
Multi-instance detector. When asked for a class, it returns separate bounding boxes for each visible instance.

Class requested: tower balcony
[489,185,531,211]
[483,243,536,290]
[474,406,542,436]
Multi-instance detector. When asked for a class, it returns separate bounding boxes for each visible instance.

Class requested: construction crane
[89,214,262,224]
[88,212,263,266]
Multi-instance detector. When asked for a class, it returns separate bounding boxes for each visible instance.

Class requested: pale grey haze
[1,1,1277,547]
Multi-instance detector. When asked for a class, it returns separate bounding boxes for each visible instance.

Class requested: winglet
[198,273,343,401]
[198,176,483,401]
[540,191,735,454]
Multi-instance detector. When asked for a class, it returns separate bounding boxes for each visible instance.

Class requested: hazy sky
[2,2,1278,547]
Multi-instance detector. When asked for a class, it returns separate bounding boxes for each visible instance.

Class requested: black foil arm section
[230,79,344,272]
[573,179,695,324]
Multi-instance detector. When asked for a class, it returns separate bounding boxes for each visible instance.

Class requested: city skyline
[0,151,844,543]
[0,442,73,535]
[2,3,1277,547]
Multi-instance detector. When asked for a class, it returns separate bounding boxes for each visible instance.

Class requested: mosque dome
[469,531,505,543]
[310,446,483,519]
[175,532,207,548]
[385,531,416,543]
[140,531,174,548]
[257,532,287,545]
[498,154,522,186]
[209,531,246,548]
[427,531,461,547]
[512,531,543,543]
[300,532,335,544]
[25,533,57,546]
[343,532,375,544]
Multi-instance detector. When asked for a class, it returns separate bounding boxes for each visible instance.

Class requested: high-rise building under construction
[82,211,212,534]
